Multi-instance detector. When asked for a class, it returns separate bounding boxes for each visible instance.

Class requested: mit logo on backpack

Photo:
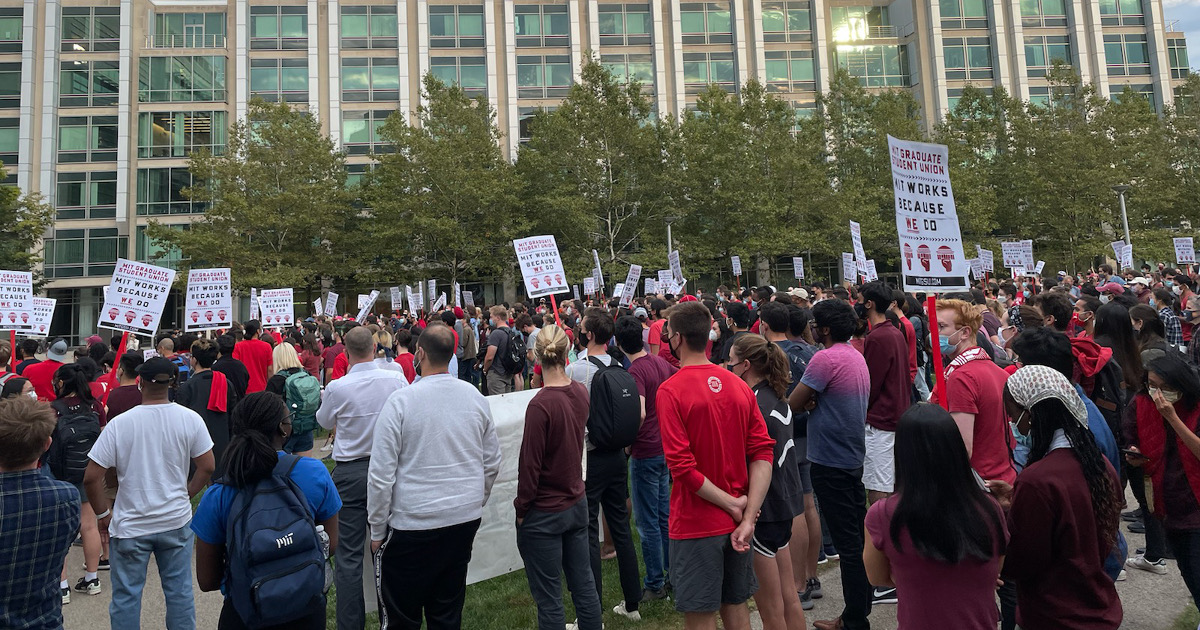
[586,356,641,451]
[46,400,101,485]
[284,370,322,434]
[225,454,326,628]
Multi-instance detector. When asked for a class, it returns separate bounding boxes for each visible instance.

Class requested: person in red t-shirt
[657,301,774,630]
[232,320,274,394]
[23,338,70,401]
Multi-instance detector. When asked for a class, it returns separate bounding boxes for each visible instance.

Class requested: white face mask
[26,390,37,400]
[1100,295,1111,304]
[997,294,1007,304]
[709,329,721,342]
[1150,386,1183,404]
[1174,285,1184,296]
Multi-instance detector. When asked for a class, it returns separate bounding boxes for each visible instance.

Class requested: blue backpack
[224,454,325,628]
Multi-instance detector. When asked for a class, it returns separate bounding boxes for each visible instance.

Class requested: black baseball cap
[136,356,177,384]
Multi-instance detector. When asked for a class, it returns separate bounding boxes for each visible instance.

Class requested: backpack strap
[587,356,609,371]
[273,453,302,478]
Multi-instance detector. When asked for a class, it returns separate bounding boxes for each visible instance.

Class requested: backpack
[776,340,816,397]
[170,353,191,385]
[225,454,325,629]
[1088,358,1127,440]
[283,370,322,434]
[499,328,526,374]
[0,372,14,387]
[585,356,641,451]
[47,400,102,485]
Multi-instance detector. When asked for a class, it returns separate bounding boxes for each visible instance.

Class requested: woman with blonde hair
[265,342,318,456]
[513,324,603,630]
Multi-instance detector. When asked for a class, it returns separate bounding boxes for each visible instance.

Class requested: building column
[503,0,519,156]
[37,0,60,207]
[1147,0,1174,109]
[669,0,684,112]
[812,0,832,93]
[308,0,322,116]
[117,0,133,242]
[732,0,749,87]
[17,0,38,192]
[417,0,430,109]
[327,0,343,143]
[651,0,670,115]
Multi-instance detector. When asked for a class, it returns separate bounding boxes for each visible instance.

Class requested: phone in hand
[1121,448,1149,460]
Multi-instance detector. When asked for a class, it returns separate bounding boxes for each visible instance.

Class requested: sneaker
[872,587,898,605]
[1122,507,1143,522]
[320,443,334,452]
[565,621,603,630]
[61,588,70,605]
[826,552,841,562]
[74,577,101,595]
[641,586,669,601]
[799,587,814,610]
[806,577,823,600]
[817,549,828,565]
[613,602,641,621]
[1116,569,1128,581]
[1134,547,1176,560]
[82,558,110,571]
[1128,521,1146,534]
[1126,555,1168,575]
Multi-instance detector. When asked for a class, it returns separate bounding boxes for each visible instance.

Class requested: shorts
[862,425,896,493]
[670,534,757,613]
[283,429,315,454]
[751,520,793,558]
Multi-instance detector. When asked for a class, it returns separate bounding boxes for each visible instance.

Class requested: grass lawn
[1175,604,1199,630]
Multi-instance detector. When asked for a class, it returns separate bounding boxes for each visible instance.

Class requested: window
[137,56,226,102]
[517,55,572,97]
[830,6,892,42]
[835,44,909,87]
[762,2,811,43]
[680,3,731,45]
[943,37,993,80]
[61,6,120,52]
[430,5,485,48]
[1105,34,1150,76]
[939,0,988,28]
[947,86,993,111]
[601,53,654,87]
[518,106,556,141]
[61,60,120,107]
[137,111,227,158]
[55,171,116,220]
[0,8,21,53]
[136,225,186,269]
[598,4,651,46]
[346,163,371,188]
[341,57,400,101]
[430,57,487,96]
[44,228,127,278]
[152,12,226,48]
[683,51,735,93]
[1109,83,1156,110]
[137,167,207,215]
[342,110,393,155]
[251,6,307,50]
[341,6,398,49]
[1023,36,1070,77]
[0,63,19,109]
[58,116,117,163]
[1099,0,1143,26]
[250,58,309,102]
[1020,0,1067,27]
[1170,38,1189,80]
[0,118,17,173]
[515,5,569,47]
[764,50,815,92]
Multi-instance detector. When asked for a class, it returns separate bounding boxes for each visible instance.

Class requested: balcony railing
[145,34,227,49]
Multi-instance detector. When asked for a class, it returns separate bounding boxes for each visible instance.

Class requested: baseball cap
[678,295,699,303]
[85,334,103,347]
[634,307,648,319]
[136,356,178,384]
[1130,277,1151,287]
[1098,282,1125,295]
[46,338,69,362]
[788,287,810,300]
[453,307,465,319]
[1006,365,1087,427]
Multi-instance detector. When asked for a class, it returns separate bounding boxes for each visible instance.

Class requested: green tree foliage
[0,166,55,288]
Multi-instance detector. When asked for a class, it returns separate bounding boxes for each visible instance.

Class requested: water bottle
[316,525,333,593]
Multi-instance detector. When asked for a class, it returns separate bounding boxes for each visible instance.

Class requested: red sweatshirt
[657,363,775,540]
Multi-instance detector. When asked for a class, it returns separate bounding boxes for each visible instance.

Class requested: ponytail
[220,392,288,488]
[731,334,793,399]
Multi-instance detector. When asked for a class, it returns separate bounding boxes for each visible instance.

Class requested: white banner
[1001,242,1023,270]
[1111,240,1126,261]
[432,292,447,311]
[612,283,625,299]
[29,297,55,337]
[258,288,294,327]
[389,287,402,312]
[1020,240,1035,273]
[356,289,379,322]
[404,286,416,312]
[669,250,683,283]
[324,292,339,318]
[0,270,34,332]
[731,255,742,277]
[250,288,259,321]
[454,282,462,307]
[620,265,641,308]
[99,259,176,336]
[792,257,805,279]
[657,270,672,286]
[842,253,855,283]
[573,285,580,301]
[592,249,605,289]
[977,246,994,273]
[357,294,370,310]
[889,136,968,293]
[1121,244,1134,270]
[583,277,596,296]
[850,221,867,270]
[969,258,983,280]
[513,235,568,299]
[427,280,436,310]
[1176,237,1196,265]
[184,268,232,332]
[463,290,475,307]
[313,299,322,315]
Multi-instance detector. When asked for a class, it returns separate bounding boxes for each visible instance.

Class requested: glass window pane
[62,16,90,40]
[683,61,705,82]
[945,45,965,68]
[940,0,962,18]
[789,9,810,30]
[547,63,572,86]
[371,14,398,37]
[1042,0,1065,14]
[342,15,368,37]
[430,14,455,37]
[460,63,487,87]
[373,63,400,89]
[1099,0,1118,14]
[0,17,21,40]
[94,179,116,205]
[516,14,541,35]
[599,12,622,34]
[1118,0,1141,13]
[765,59,789,81]
[1126,42,1148,64]
[708,10,731,32]
[762,8,785,31]
[281,66,307,90]
[545,13,569,35]
[968,45,990,68]
[681,12,705,33]
[1020,0,1040,16]
[792,57,814,80]
[430,64,457,85]
[963,0,987,17]
[1047,43,1069,62]
[60,126,88,151]
[711,60,734,82]
[627,11,650,34]
[517,63,542,86]
[252,15,278,37]
[250,67,277,91]
[343,65,369,90]
[0,127,16,153]
[629,61,653,81]
[1105,42,1124,64]
[281,15,306,37]
[344,119,369,143]
[459,13,483,36]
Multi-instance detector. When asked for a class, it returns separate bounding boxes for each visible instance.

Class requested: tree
[0,167,55,288]
[366,74,520,287]
[147,100,357,291]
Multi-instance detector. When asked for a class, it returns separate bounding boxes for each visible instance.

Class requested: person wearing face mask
[1074,296,1102,338]
[715,301,751,368]
[0,376,35,400]
[1130,277,1153,304]
[106,351,145,420]
[997,282,1024,333]
[1129,304,1174,367]
[1155,288,1187,349]
[175,339,239,467]
[1098,282,1130,308]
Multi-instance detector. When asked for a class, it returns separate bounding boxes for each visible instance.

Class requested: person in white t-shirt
[84,356,214,630]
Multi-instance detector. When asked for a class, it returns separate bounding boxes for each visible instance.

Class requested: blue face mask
[1166,280,1175,288]
[470,318,478,326]
[1023,290,1031,299]
[939,336,956,355]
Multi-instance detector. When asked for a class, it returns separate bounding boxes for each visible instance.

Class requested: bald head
[419,323,455,368]
[344,326,375,361]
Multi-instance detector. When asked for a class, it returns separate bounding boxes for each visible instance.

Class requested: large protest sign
[29,297,55,337]
[513,235,568,299]
[404,286,416,312]
[1034,260,1046,275]
[969,258,983,280]
[258,288,295,327]
[612,283,625,299]
[864,260,879,282]
[250,288,259,320]
[620,265,641,308]
[889,136,968,293]
[184,268,232,332]
[432,293,447,311]
[356,290,379,322]
[731,256,742,277]
[1120,244,1134,270]
[792,257,805,280]
[427,280,436,310]
[324,292,339,318]
[657,270,672,286]
[463,290,475,307]
[976,245,994,273]
[1020,240,1035,272]
[850,221,867,270]
[1111,240,1125,260]
[313,299,321,315]
[1001,242,1023,270]
[842,253,855,283]
[454,282,462,307]
[1176,237,1196,265]
[645,278,657,295]
[99,259,176,336]
[573,285,580,300]
[669,250,683,283]
[0,270,34,332]
[591,249,605,289]
[389,287,402,312]
[583,277,596,295]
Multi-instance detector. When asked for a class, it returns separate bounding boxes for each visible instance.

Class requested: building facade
[0,0,1189,343]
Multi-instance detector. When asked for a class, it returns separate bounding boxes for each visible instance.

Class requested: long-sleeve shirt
[1161,306,1184,347]
[367,373,501,539]
[317,362,407,462]
[514,382,589,519]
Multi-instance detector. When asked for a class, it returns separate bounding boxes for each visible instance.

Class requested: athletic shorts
[862,425,896,493]
[751,520,793,558]
[670,534,757,613]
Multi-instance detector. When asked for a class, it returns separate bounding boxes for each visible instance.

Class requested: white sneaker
[613,601,641,621]
[61,587,70,605]
[1126,555,1168,575]
[566,621,604,630]
[320,443,334,452]
[1116,569,1127,581]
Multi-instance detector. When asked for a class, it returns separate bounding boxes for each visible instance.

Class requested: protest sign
[0,270,34,332]
[889,136,968,293]
[573,285,580,301]
[184,268,232,332]
[592,249,604,289]
[454,282,462,307]
[842,253,855,283]
[669,250,683,283]
[463,290,475,307]
[1020,240,1035,272]
[1176,237,1196,265]
[258,288,295,327]
[657,270,672,286]
[513,235,568,299]
[976,246,994,273]
[645,278,657,295]
[864,260,879,282]
[792,257,805,279]
[28,297,55,337]
[583,277,596,296]
[324,292,339,318]
[1121,244,1134,270]
[313,299,321,314]
[390,287,402,311]
[850,221,867,269]
[969,258,983,280]
[356,290,379,322]
[1034,260,1045,275]
[404,286,416,312]
[432,293,447,311]
[99,259,176,336]
[250,288,259,321]
[620,265,641,308]
[1001,242,1023,270]
[612,283,625,299]
[426,280,436,309]
[1111,240,1125,261]
[357,294,370,310]
[731,255,742,277]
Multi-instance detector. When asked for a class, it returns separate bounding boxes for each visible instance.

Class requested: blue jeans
[630,455,670,591]
[110,524,196,630]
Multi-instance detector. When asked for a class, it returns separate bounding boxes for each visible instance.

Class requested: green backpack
[283,370,322,434]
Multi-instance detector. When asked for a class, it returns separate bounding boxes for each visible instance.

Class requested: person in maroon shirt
[513,325,602,630]
[859,282,912,508]
[232,320,273,394]
[105,351,144,421]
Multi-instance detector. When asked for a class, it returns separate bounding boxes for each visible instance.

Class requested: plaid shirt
[1161,306,1185,347]
[0,469,80,630]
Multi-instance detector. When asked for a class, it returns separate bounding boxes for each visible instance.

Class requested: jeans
[586,449,642,610]
[377,520,481,630]
[810,463,871,630]
[1167,528,1200,609]
[630,455,671,591]
[109,524,195,630]
[517,501,603,630]
[332,459,370,630]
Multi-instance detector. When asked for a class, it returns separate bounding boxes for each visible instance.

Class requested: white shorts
[862,425,896,493]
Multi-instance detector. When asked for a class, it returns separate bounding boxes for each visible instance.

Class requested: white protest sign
[645,278,658,295]
[29,297,55,337]
[731,256,742,277]
[889,136,968,293]
[850,221,867,269]
[793,257,805,280]
[0,270,34,332]
[427,280,437,309]
[1001,242,1023,270]
[454,282,462,307]
[592,249,605,289]
[657,270,672,286]
[977,246,994,273]
[969,258,983,280]
[1111,240,1126,261]
[324,292,339,318]
[99,259,177,336]
[1020,240,1035,273]
[390,287,402,311]
[250,288,259,321]
[573,285,580,301]
[1034,260,1046,275]
[842,253,856,283]
[620,265,642,308]
[432,292,447,311]
[583,277,596,295]
[404,286,416,312]
[357,294,370,310]
[513,235,568,299]
[669,250,683,283]
[356,289,379,322]
[612,283,625,299]
[258,288,294,327]
[1176,237,1196,265]
[864,260,879,282]
[1121,244,1134,270]
[463,290,475,307]
[184,268,232,332]
[313,299,321,314]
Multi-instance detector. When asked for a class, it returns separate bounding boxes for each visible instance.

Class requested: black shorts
[751,520,794,558]
[669,534,757,613]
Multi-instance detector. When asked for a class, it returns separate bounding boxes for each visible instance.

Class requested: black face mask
[668,334,681,361]
[414,352,423,377]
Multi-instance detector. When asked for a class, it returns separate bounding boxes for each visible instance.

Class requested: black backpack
[47,400,102,484]
[586,356,641,451]
[1088,358,1127,440]
[499,328,527,374]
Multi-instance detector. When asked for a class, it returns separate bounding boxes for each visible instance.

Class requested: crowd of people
[3,260,1200,630]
